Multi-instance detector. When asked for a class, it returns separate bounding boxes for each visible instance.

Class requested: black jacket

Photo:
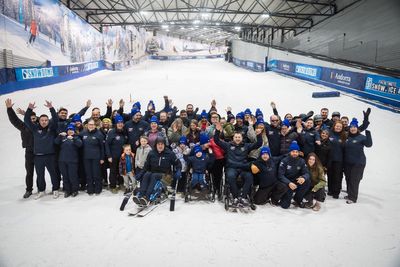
[144,148,181,173]
[56,106,88,133]
[105,128,128,158]
[24,107,58,156]
[7,107,34,151]
[265,123,280,156]
[344,130,372,165]
[278,156,310,185]
[124,119,149,149]
[54,135,82,163]
[251,158,277,188]
[214,130,262,169]
[80,128,105,160]
[301,128,320,156]
[315,138,331,168]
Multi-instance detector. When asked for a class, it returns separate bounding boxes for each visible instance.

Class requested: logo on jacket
[287,165,292,170]
[128,128,133,132]
[83,136,88,139]
[116,136,120,140]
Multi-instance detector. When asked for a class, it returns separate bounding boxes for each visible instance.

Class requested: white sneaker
[53,190,60,199]
[35,191,45,200]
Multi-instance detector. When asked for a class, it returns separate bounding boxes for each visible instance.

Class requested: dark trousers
[254,181,287,205]
[109,157,122,189]
[54,148,61,184]
[84,159,101,194]
[225,168,253,198]
[78,156,86,189]
[34,154,59,192]
[304,188,326,203]
[101,160,109,185]
[139,172,163,198]
[25,149,34,192]
[28,34,36,44]
[59,162,79,194]
[280,179,311,209]
[343,163,365,202]
[211,158,225,195]
[327,161,343,197]
[135,167,145,182]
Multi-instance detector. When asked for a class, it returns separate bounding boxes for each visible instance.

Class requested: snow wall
[231,39,400,110]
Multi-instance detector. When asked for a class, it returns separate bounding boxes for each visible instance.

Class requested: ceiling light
[180,26,185,29]
[262,14,270,18]
[234,26,241,31]
[193,20,200,24]
[161,25,169,29]
[215,22,220,26]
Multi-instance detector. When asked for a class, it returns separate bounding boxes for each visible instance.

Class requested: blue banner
[294,63,322,79]
[57,61,104,76]
[232,57,265,72]
[15,67,58,81]
[364,74,400,101]
[321,68,366,91]
[150,54,224,60]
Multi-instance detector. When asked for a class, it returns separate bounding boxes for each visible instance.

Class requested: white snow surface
[0,59,399,267]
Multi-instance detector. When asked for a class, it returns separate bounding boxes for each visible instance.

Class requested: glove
[363,108,371,121]
[174,170,182,181]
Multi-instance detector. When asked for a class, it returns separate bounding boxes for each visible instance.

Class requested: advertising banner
[364,74,400,101]
[321,68,366,91]
[294,63,322,79]
[15,67,58,81]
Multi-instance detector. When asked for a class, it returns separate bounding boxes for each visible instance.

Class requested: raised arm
[6,99,25,131]
[24,102,37,131]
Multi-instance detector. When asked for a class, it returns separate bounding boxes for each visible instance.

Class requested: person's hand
[100,160,104,164]
[211,99,216,107]
[247,116,254,126]
[172,124,178,132]
[289,182,297,190]
[363,107,371,120]
[67,135,73,140]
[119,99,124,108]
[86,99,92,108]
[16,108,25,115]
[28,102,37,110]
[270,102,276,109]
[108,157,112,163]
[44,100,53,109]
[315,140,321,145]
[163,95,168,100]
[106,99,113,107]
[225,106,232,112]
[59,132,67,136]
[135,140,139,146]
[297,177,305,185]
[5,98,14,108]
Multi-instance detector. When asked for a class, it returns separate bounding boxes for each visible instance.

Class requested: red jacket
[210,138,224,160]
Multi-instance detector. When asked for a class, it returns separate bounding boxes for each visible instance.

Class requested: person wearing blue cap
[343,118,372,204]
[278,141,311,209]
[255,108,263,119]
[105,114,128,193]
[187,144,214,191]
[234,112,248,139]
[54,123,82,198]
[243,108,252,126]
[251,146,287,205]
[214,121,263,205]
[124,108,149,152]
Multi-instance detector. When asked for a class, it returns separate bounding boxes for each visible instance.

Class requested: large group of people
[5,95,372,211]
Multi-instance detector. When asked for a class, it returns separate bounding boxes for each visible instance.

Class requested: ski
[128,198,168,217]
[136,204,160,217]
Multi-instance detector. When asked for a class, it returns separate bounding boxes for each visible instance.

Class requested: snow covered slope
[0,59,399,267]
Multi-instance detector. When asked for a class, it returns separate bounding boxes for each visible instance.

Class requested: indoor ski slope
[0,59,399,267]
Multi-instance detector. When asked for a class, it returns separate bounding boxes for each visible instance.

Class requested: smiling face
[87,120,96,131]
[39,116,49,128]
[270,115,279,127]
[349,126,358,134]
[308,155,316,167]
[333,122,343,133]
[233,133,243,144]
[321,109,329,120]
[261,153,270,161]
[320,130,329,140]
[290,150,299,158]
[305,120,313,129]
[92,108,100,121]
[58,109,68,120]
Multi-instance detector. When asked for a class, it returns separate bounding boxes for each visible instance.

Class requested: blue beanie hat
[131,108,141,116]
[350,118,359,128]
[260,146,271,157]
[256,118,264,126]
[148,100,155,110]
[244,108,252,116]
[194,144,202,154]
[200,109,208,119]
[150,115,158,124]
[255,108,263,118]
[66,123,75,132]
[282,118,290,127]
[199,133,210,145]
[179,136,188,145]
[289,141,300,152]
[132,101,141,111]
[71,114,82,123]
[114,114,124,124]
[236,112,244,120]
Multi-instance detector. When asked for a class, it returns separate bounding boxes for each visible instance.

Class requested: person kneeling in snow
[278,141,311,209]
[133,137,181,206]
[187,144,214,192]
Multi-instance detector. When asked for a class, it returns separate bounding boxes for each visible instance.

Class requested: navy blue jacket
[187,154,214,174]
[315,138,331,168]
[278,156,310,185]
[251,158,277,188]
[105,128,128,158]
[265,123,280,156]
[143,148,181,173]
[54,135,82,163]
[301,128,320,156]
[7,107,34,151]
[344,130,372,165]
[24,107,58,156]
[124,119,149,149]
[79,129,105,160]
[214,130,262,169]
[329,131,345,162]
[56,106,88,134]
